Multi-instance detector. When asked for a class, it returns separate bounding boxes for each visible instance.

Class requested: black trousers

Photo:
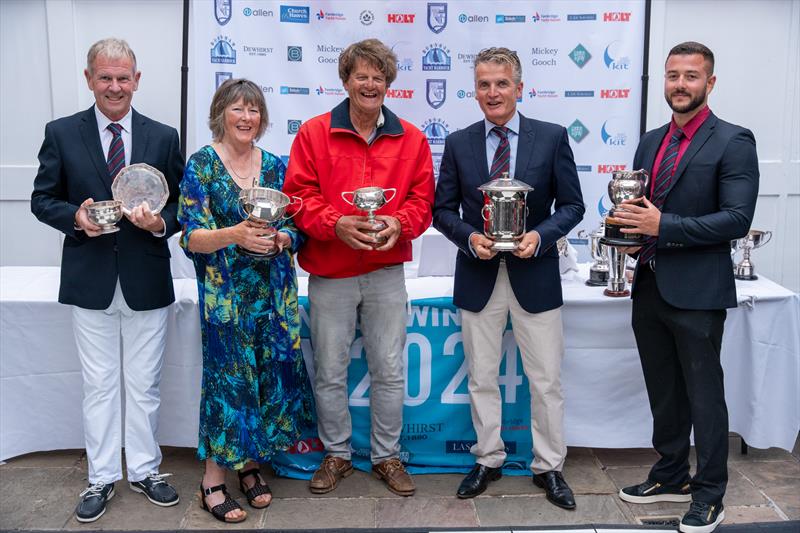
[631,265,728,505]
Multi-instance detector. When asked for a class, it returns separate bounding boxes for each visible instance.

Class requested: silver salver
[578,224,610,286]
[112,163,170,215]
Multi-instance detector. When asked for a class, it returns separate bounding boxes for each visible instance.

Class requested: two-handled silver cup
[341,186,397,245]
[734,229,772,280]
[478,173,534,252]
[578,224,610,286]
[238,186,303,259]
[85,200,124,234]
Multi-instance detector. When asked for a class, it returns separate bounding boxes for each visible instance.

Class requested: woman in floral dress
[178,78,313,523]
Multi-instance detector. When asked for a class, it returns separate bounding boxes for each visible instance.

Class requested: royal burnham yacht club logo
[210,36,236,64]
[422,44,451,71]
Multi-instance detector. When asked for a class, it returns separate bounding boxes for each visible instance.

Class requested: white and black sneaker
[129,472,179,507]
[75,482,115,523]
[619,478,692,504]
[680,501,725,533]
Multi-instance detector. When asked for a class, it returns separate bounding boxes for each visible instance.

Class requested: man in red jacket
[283,38,434,497]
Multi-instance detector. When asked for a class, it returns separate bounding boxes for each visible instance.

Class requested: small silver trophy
[733,229,772,280]
[85,200,124,234]
[238,186,302,259]
[578,224,610,286]
[478,172,534,252]
[341,186,397,244]
[600,169,650,247]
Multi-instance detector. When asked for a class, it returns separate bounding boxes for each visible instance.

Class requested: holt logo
[601,89,630,99]
[597,164,627,173]
[386,88,414,99]
[604,12,631,21]
[388,13,415,23]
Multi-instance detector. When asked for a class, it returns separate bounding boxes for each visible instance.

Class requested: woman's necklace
[220,143,258,188]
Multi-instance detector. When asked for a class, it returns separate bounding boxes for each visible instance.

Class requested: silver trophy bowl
[478,172,534,252]
[86,200,123,234]
[341,186,397,245]
[238,186,302,259]
[601,169,650,246]
[734,229,772,280]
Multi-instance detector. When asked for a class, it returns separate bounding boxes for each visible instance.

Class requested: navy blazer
[433,113,585,313]
[31,106,184,311]
[632,112,759,310]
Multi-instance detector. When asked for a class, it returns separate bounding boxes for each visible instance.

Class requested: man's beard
[666,88,706,114]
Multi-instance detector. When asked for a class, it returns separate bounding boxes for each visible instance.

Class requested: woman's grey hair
[338,39,398,86]
[87,38,137,74]
[474,47,523,84]
[208,78,269,142]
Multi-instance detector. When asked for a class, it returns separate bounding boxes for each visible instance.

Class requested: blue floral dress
[178,145,314,469]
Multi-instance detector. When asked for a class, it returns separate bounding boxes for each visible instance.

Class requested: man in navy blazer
[31,38,182,523]
[433,48,584,507]
[613,42,758,533]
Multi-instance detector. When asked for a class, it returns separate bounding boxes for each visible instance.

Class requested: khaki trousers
[461,262,567,473]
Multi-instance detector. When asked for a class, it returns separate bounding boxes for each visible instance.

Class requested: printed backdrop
[192,0,646,244]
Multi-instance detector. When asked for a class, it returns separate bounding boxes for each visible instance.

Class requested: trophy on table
[478,172,534,251]
[238,186,303,259]
[578,224,609,286]
[341,186,397,245]
[599,169,650,297]
[733,229,772,280]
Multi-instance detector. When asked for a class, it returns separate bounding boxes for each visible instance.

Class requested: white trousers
[461,262,567,474]
[72,282,167,484]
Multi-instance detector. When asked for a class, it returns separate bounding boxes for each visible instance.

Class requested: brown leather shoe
[309,455,353,494]
[372,458,415,496]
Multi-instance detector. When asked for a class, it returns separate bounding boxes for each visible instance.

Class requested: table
[2,251,798,472]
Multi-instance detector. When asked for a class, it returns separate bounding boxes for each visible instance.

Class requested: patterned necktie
[638,128,685,265]
[489,126,510,179]
[106,123,125,181]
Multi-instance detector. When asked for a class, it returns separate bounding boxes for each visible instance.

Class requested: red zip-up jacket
[284,99,435,278]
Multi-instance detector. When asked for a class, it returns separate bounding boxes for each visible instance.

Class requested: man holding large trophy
[433,48,584,507]
[283,39,434,497]
[610,42,759,533]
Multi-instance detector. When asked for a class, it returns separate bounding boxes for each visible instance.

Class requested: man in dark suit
[31,38,183,523]
[433,47,584,507]
[612,42,759,533]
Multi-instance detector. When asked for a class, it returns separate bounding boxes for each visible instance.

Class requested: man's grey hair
[87,38,137,74]
[473,47,522,84]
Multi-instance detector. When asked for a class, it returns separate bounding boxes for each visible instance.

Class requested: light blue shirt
[484,112,520,178]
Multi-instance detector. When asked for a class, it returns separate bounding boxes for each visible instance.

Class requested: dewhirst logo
[422,44,451,71]
[215,71,233,88]
[388,13,415,23]
[604,12,631,21]
[427,3,448,33]
[210,36,236,64]
[458,13,488,23]
[287,119,302,134]
[359,10,375,25]
[604,41,630,70]
[214,0,231,25]
[426,79,446,109]
[531,47,558,67]
[567,119,589,143]
[569,43,591,68]
[421,118,450,145]
[243,6,274,17]
[242,44,273,57]
[316,9,345,21]
[280,5,309,23]
[287,46,302,61]
[496,13,526,23]
[601,89,630,99]
[386,88,414,99]
[601,119,627,146]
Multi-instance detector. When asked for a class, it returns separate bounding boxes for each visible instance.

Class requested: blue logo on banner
[214,0,232,25]
[287,46,302,61]
[426,79,446,109]
[281,86,310,95]
[427,3,447,33]
[567,13,597,21]
[604,41,631,70]
[215,71,233,88]
[280,5,309,23]
[575,165,592,172]
[421,118,450,145]
[495,14,526,23]
[422,44,451,71]
[210,36,236,64]
[564,90,595,97]
[601,120,627,146]
[287,119,302,134]
[598,195,610,217]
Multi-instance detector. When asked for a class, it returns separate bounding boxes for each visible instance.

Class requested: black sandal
[237,468,272,509]
[199,483,247,523]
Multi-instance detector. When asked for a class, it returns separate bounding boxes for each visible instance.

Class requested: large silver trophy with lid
[238,186,302,259]
[341,186,397,245]
[733,229,772,280]
[478,172,534,252]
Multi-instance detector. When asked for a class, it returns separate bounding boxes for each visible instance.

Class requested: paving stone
[761,485,800,519]
[474,494,626,526]
[376,496,479,528]
[722,505,785,523]
[728,436,796,462]
[593,448,660,468]
[561,452,617,495]
[0,449,85,469]
[267,469,399,499]
[724,469,769,507]
[260,496,376,529]
[734,460,800,490]
[0,466,78,530]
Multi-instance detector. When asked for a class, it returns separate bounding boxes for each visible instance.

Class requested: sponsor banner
[192,0,646,260]
[272,297,535,478]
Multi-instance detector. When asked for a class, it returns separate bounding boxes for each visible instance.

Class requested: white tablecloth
[2,257,798,461]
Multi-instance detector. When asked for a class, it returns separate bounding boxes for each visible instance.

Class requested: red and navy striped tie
[489,126,510,179]
[106,123,125,181]
[638,128,684,265]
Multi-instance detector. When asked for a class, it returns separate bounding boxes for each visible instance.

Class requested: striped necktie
[489,126,510,179]
[639,128,685,265]
[106,123,125,181]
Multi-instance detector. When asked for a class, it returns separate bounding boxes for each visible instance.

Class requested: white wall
[1,0,798,291]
